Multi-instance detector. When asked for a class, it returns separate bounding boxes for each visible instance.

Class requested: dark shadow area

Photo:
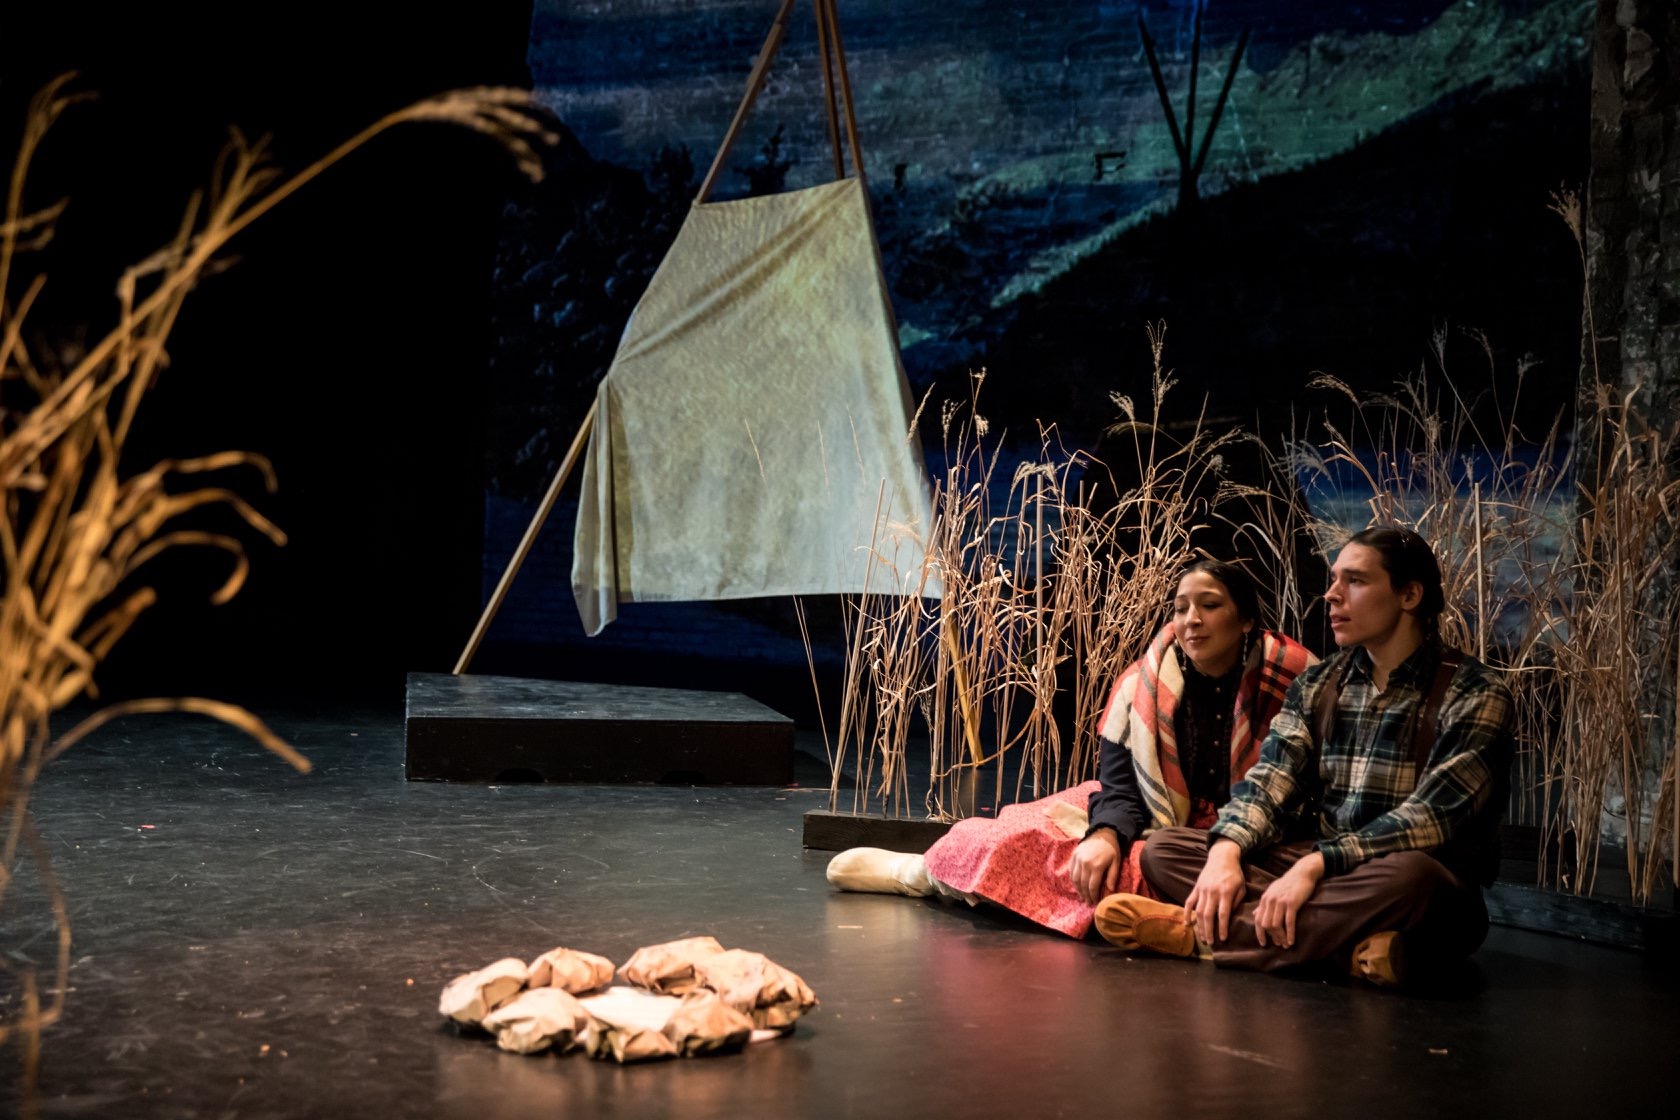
[0,1,538,706]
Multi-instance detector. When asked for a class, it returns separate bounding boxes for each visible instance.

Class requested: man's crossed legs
[1097,826,1488,985]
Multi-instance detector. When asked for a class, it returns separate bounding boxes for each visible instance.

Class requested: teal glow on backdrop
[491,0,1589,504]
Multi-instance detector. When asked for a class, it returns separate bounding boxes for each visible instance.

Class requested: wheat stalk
[814,329,1237,824]
[0,77,555,1052]
[1287,344,1675,901]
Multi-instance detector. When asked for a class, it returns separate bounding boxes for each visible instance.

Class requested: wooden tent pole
[695,0,799,204]
[453,400,600,675]
[813,0,845,179]
[823,0,868,183]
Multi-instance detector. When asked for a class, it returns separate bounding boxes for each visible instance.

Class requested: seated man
[1093,526,1514,987]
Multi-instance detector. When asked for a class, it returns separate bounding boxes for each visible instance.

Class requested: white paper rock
[662,989,755,1056]
[580,1022,680,1064]
[569,985,754,1061]
[691,949,818,1030]
[577,985,682,1034]
[616,936,726,994]
[481,987,591,1054]
[576,986,685,1064]
[527,947,616,994]
[438,957,529,1027]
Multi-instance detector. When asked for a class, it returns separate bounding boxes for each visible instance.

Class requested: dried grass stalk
[825,321,1676,904]
[1287,344,1676,902]
[818,328,1244,823]
[0,76,555,1053]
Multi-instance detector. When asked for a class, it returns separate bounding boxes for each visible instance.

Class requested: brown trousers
[1139,826,1489,973]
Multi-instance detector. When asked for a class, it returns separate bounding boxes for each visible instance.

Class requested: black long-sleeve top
[1085,654,1242,849]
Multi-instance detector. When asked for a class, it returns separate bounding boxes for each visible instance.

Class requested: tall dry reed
[824,325,1676,905]
[819,326,1245,823]
[816,191,1675,906]
[0,76,553,1061]
[1546,384,1679,900]
[1286,343,1676,902]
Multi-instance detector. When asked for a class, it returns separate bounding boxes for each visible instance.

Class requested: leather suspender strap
[1411,647,1466,775]
[1311,660,1341,757]
[1310,646,1466,789]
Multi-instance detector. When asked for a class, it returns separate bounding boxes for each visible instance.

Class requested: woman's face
[1172,570,1254,676]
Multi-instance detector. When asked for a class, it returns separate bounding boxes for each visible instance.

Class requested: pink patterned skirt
[922,781,1217,939]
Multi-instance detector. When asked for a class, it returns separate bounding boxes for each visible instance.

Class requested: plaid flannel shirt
[1208,638,1515,878]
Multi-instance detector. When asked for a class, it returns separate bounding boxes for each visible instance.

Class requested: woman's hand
[1070,830,1123,905]
[1253,851,1324,948]
[1185,839,1247,944]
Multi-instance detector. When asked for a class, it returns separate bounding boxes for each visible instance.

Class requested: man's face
[1325,543,1418,649]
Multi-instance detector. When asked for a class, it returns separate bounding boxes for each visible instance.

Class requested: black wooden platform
[802,808,955,853]
[404,672,794,784]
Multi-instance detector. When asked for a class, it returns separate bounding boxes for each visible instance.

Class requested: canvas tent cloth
[573,177,936,635]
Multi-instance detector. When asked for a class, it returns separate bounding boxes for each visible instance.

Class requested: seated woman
[825,559,1316,938]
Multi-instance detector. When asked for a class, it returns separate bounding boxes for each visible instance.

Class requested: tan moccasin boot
[1092,893,1198,957]
[1349,931,1407,989]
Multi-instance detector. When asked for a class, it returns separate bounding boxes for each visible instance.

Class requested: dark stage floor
[3,707,1675,1118]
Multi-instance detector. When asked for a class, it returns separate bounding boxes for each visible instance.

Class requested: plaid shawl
[1096,622,1316,832]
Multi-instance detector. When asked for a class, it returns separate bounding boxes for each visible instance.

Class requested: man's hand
[1253,851,1325,948]
[1185,839,1247,944]
[1069,830,1123,905]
